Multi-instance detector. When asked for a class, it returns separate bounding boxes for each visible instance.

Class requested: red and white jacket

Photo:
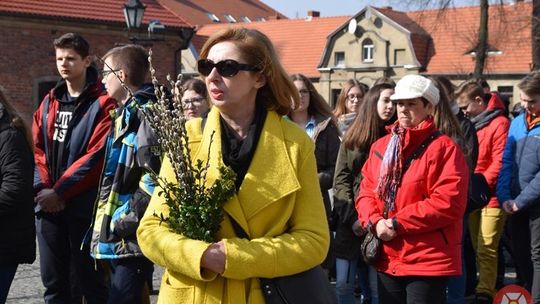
[356,118,469,276]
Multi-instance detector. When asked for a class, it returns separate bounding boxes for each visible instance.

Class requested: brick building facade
[0,1,193,124]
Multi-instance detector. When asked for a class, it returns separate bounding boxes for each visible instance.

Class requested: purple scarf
[376,125,405,212]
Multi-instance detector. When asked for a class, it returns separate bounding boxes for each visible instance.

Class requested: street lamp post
[123,0,146,30]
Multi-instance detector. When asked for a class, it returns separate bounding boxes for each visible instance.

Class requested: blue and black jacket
[497,112,540,210]
[91,84,161,259]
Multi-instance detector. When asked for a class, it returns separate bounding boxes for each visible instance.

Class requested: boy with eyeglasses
[93,44,161,304]
[455,80,509,304]
[33,32,114,303]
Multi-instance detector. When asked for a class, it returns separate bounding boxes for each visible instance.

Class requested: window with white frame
[334,52,345,67]
[240,16,251,23]
[362,38,374,62]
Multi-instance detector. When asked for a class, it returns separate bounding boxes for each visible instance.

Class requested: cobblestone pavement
[7,250,517,303]
[6,251,164,304]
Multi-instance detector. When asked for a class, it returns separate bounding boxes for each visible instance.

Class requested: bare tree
[391,0,494,77]
[474,0,489,77]
[533,0,540,70]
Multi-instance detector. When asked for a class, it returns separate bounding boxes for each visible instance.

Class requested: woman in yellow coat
[137,27,330,304]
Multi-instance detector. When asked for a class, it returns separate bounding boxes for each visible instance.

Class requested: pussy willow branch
[101,50,235,242]
[100,52,195,191]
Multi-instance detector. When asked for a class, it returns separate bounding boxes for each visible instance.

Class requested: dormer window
[256,17,266,22]
[240,16,252,23]
[334,52,345,67]
[224,14,237,23]
[466,44,502,57]
[362,38,374,62]
[207,13,220,23]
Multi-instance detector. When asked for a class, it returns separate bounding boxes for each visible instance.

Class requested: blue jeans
[447,215,468,304]
[0,264,17,304]
[368,266,379,304]
[336,258,358,304]
[106,257,154,304]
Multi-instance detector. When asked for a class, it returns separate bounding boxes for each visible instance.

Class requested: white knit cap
[390,74,440,106]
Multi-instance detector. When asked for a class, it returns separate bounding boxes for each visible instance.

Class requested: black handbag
[466,172,492,212]
[360,131,441,265]
[229,217,337,304]
[360,230,381,265]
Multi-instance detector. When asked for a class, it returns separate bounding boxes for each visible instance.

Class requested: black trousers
[378,272,449,304]
[510,204,540,304]
[37,212,108,304]
[508,209,533,291]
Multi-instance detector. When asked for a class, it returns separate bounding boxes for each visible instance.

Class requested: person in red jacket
[33,33,114,303]
[456,80,509,304]
[356,74,469,304]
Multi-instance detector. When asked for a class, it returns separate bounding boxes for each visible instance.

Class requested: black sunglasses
[197,59,260,77]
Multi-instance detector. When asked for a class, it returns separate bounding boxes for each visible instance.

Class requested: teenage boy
[456,80,509,304]
[33,33,114,303]
[497,71,540,302]
[91,44,161,304]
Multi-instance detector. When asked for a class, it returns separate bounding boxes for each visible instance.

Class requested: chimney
[381,6,393,10]
[307,10,320,18]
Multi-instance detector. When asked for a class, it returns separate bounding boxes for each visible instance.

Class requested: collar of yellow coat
[191,107,301,237]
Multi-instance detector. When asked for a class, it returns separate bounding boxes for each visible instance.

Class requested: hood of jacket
[51,66,103,104]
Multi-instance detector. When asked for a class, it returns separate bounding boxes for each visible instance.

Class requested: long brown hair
[0,90,33,149]
[200,27,298,115]
[343,83,395,150]
[333,79,366,117]
[431,77,466,153]
[289,73,334,118]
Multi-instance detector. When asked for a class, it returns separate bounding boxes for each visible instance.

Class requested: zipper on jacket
[81,128,114,255]
[437,229,448,245]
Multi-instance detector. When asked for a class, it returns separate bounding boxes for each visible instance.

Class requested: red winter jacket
[472,93,509,208]
[356,118,469,276]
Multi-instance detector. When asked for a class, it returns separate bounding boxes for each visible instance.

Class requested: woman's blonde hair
[200,27,298,115]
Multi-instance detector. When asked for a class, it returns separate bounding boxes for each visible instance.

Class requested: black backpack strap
[403,130,441,173]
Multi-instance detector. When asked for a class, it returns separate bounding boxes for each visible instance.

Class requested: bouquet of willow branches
[137,51,236,243]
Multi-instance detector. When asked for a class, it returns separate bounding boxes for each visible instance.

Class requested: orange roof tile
[0,0,190,28]
[195,16,349,78]
[378,2,531,74]
[158,0,286,27]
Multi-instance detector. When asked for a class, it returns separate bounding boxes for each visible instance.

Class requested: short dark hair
[455,80,484,102]
[475,77,490,90]
[102,44,149,87]
[53,33,90,58]
[181,78,208,100]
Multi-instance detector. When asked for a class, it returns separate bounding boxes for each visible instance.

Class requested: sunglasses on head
[197,59,261,77]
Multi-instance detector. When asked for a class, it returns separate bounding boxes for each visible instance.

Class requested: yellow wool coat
[137,107,330,304]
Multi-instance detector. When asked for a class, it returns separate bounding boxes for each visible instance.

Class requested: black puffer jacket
[312,115,341,220]
[0,110,35,264]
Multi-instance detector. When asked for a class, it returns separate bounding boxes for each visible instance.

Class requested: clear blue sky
[260,0,513,18]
